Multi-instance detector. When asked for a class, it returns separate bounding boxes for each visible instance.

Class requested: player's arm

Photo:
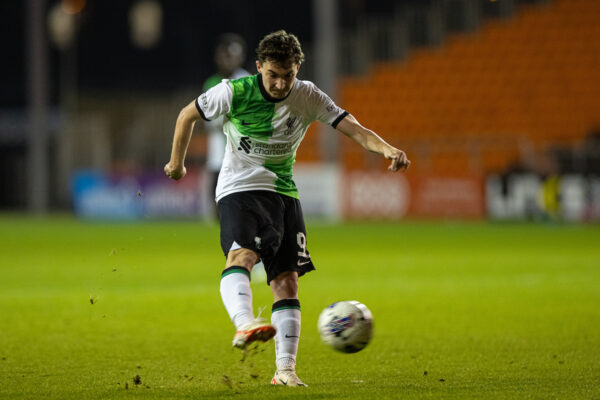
[164,100,202,180]
[335,113,410,172]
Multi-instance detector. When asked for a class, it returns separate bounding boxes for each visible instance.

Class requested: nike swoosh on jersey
[297,259,311,266]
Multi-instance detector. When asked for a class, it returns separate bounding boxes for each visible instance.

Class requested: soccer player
[164,30,410,387]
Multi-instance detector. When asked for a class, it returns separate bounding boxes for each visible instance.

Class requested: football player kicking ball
[165,30,410,387]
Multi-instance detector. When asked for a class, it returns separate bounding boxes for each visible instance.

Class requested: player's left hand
[384,147,410,172]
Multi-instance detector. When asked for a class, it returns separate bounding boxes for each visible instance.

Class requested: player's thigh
[264,197,315,283]
[282,196,312,262]
[217,191,285,261]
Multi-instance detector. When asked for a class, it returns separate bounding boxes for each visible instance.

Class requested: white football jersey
[195,74,348,201]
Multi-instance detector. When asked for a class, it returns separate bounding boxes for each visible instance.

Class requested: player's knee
[225,248,259,271]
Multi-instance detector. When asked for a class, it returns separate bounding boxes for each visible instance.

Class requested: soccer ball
[317,300,373,353]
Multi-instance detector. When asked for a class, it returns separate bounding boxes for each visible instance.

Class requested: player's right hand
[164,162,186,180]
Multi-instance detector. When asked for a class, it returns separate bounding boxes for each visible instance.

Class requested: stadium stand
[300,0,599,176]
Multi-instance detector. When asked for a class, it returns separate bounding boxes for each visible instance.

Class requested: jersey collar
[257,73,294,103]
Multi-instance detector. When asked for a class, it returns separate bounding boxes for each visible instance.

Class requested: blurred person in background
[203,33,250,212]
[204,34,267,282]
[165,30,410,387]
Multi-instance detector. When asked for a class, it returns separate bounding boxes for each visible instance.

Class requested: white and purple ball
[317,300,373,353]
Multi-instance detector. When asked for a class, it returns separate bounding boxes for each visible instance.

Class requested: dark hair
[256,30,305,65]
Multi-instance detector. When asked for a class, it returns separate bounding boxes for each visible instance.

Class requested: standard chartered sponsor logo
[252,142,294,156]
[236,137,295,156]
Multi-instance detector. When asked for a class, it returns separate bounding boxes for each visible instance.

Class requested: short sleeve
[307,82,349,128]
[195,80,232,121]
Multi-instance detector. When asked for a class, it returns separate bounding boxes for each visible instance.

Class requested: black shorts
[217,190,315,284]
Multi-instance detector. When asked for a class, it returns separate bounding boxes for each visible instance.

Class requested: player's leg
[221,248,276,348]
[269,271,307,386]
[268,196,313,387]
[271,271,300,369]
[220,248,258,330]
[217,192,281,349]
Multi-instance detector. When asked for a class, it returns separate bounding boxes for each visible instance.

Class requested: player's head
[256,30,305,99]
[214,33,247,76]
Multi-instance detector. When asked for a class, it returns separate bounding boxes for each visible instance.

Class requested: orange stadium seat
[336,0,600,174]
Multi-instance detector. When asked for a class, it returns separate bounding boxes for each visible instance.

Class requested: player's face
[256,59,299,99]
[215,43,244,76]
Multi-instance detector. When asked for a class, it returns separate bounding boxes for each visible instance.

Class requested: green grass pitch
[0,215,599,399]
